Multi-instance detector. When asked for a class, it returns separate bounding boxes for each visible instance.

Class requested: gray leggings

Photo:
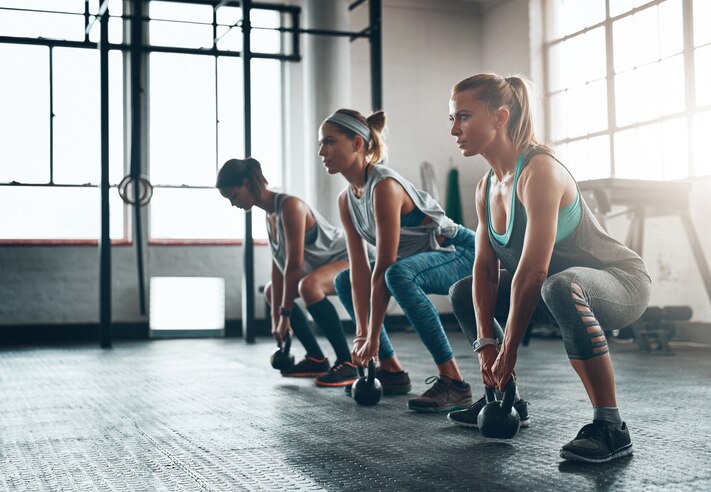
[449,267,651,360]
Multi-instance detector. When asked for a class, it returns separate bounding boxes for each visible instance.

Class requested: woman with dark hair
[217,157,358,388]
[446,73,650,463]
[320,109,477,412]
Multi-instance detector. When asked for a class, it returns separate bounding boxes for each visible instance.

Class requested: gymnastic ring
[118,175,153,206]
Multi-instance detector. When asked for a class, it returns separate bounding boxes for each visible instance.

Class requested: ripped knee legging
[449,266,651,360]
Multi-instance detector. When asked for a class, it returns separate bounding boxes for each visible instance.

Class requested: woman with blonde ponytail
[446,73,651,463]
[319,108,477,413]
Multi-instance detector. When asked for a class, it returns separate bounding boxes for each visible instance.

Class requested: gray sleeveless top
[346,164,459,259]
[486,147,650,278]
[267,193,349,274]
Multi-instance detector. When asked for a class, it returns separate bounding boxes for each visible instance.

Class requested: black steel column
[368,0,382,111]
[130,0,147,316]
[242,0,256,343]
[99,4,112,349]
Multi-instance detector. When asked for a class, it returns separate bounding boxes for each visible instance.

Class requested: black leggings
[449,267,651,360]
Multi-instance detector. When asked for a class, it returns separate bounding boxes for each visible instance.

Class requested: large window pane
[611,0,664,18]
[217,57,245,167]
[614,128,638,178]
[53,48,124,185]
[149,53,216,187]
[251,59,283,189]
[216,6,241,52]
[149,188,267,240]
[564,34,588,89]
[149,1,213,49]
[549,91,568,141]
[693,111,711,175]
[0,10,84,41]
[662,117,688,179]
[53,48,99,184]
[566,86,588,138]
[588,135,611,179]
[660,55,685,115]
[636,122,663,179]
[566,138,592,181]
[693,0,711,48]
[586,79,608,133]
[548,42,565,93]
[634,6,659,67]
[0,1,84,12]
[250,9,281,55]
[659,0,683,59]
[0,44,49,183]
[613,15,635,73]
[0,187,124,240]
[696,45,711,107]
[615,70,638,127]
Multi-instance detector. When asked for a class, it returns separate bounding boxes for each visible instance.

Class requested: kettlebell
[352,358,383,406]
[270,332,295,371]
[477,377,521,439]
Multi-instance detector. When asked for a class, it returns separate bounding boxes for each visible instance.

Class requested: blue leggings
[334,226,475,365]
[449,266,651,360]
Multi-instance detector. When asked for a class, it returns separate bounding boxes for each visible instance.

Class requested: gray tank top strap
[346,164,459,259]
[488,146,649,278]
[267,193,349,275]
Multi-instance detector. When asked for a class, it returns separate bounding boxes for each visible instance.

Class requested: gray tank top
[346,164,459,259]
[486,147,650,278]
[267,193,349,274]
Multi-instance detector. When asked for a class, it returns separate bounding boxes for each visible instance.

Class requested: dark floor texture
[1,332,710,491]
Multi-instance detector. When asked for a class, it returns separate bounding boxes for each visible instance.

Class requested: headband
[324,112,371,142]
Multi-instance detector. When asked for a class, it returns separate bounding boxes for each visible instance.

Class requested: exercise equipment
[270,332,295,370]
[477,377,521,439]
[629,305,692,354]
[352,358,383,406]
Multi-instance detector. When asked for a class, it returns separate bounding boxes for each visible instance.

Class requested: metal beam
[242,0,256,344]
[99,2,112,349]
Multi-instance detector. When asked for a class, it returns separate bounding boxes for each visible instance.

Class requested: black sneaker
[315,361,358,387]
[560,421,633,463]
[280,356,329,378]
[447,395,530,428]
[407,376,472,413]
[344,367,412,395]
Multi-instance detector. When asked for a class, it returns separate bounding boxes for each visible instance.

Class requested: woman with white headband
[320,108,476,412]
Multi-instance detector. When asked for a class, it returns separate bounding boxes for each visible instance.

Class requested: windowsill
[0,239,270,247]
[148,239,270,246]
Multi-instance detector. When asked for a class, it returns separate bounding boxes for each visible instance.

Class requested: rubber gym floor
[1,330,710,491]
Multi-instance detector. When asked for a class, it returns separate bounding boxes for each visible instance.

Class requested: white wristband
[472,338,498,352]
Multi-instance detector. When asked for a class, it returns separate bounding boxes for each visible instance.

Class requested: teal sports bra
[488,152,581,246]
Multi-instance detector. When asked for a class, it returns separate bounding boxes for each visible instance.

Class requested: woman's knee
[384,261,414,292]
[333,269,350,297]
[541,271,578,309]
[449,276,473,310]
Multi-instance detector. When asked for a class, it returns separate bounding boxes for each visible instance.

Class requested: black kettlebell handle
[484,386,496,403]
[283,331,292,353]
[367,358,376,385]
[483,377,516,410]
[356,358,377,383]
[500,377,516,412]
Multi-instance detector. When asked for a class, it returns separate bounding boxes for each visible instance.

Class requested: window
[146,2,283,241]
[546,0,709,180]
[0,0,286,242]
[0,0,125,241]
